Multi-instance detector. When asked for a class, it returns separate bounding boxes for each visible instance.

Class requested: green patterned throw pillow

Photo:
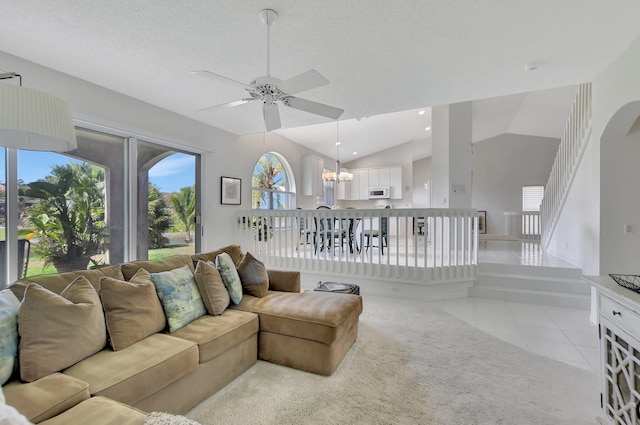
[150,265,206,333]
[0,290,20,385]
[215,252,243,305]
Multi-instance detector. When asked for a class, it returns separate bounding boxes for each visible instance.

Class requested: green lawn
[23,243,195,278]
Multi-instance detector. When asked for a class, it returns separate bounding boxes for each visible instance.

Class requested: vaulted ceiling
[1,1,639,160]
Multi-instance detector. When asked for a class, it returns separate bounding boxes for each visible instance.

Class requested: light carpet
[186,295,600,424]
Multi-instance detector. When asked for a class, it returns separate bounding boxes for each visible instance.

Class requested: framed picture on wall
[477,210,487,234]
[221,176,241,205]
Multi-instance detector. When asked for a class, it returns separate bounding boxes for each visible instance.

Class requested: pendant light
[322,120,353,182]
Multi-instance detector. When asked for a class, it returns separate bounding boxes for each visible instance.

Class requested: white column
[431,102,473,209]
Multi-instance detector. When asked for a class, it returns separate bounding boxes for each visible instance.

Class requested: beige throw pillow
[194,261,230,315]
[237,252,269,297]
[99,269,167,350]
[18,277,107,382]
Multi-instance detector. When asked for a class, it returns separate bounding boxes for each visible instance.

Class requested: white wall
[547,35,640,275]
[0,49,329,252]
[472,134,559,235]
[595,36,640,274]
[412,156,432,207]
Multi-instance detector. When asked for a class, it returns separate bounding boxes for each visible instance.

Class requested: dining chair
[362,206,390,255]
[296,207,313,250]
[313,205,333,254]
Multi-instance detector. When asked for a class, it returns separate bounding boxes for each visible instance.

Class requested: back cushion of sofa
[191,245,243,268]
[8,265,125,301]
[120,254,195,281]
[18,277,107,382]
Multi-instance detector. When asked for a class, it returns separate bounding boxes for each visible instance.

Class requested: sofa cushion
[171,309,259,363]
[3,372,90,423]
[193,260,230,315]
[120,255,194,281]
[215,253,242,305]
[18,277,107,382]
[191,245,244,267]
[150,265,206,333]
[231,291,363,346]
[236,252,269,298]
[99,269,167,350]
[9,265,125,301]
[63,333,198,407]
[38,396,146,425]
[0,290,20,385]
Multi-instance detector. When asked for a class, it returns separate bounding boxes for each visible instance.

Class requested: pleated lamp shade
[0,83,77,151]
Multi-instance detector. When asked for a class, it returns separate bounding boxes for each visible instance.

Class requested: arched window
[251,152,296,210]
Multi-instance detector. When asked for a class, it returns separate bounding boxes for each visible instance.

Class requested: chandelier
[322,120,353,182]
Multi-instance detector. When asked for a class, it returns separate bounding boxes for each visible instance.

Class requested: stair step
[478,262,582,279]
[469,285,591,309]
[477,272,590,295]
[473,261,589,309]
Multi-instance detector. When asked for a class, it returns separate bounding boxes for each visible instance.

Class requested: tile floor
[429,240,600,373]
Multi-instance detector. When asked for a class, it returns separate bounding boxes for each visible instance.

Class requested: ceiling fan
[192,8,344,131]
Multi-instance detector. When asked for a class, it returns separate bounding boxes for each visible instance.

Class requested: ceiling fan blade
[283,96,344,120]
[196,98,254,112]
[263,99,281,131]
[278,70,329,95]
[191,70,252,90]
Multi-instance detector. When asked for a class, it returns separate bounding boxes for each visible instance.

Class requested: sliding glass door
[136,139,201,260]
[0,127,202,287]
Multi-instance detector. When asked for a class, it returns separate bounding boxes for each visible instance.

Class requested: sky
[0,151,195,193]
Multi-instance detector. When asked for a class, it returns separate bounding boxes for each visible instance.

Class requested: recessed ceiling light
[425,126,431,131]
[418,110,426,115]
[352,152,358,155]
[335,142,341,145]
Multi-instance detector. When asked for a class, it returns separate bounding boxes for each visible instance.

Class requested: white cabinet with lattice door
[586,275,640,425]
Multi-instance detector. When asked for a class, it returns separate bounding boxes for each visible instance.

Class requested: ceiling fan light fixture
[192,8,343,131]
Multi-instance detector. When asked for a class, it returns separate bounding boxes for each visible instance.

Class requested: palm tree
[23,163,108,272]
[169,186,195,243]
[252,154,284,210]
[148,183,172,249]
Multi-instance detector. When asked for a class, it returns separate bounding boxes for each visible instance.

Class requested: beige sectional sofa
[1,245,363,424]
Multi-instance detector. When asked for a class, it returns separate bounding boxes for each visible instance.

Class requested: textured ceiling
[1,0,639,160]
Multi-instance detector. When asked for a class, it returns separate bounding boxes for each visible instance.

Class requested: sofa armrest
[267,270,300,293]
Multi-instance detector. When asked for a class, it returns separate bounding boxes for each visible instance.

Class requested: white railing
[504,211,541,240]
[237,208,478,284]
[541,83,592,249]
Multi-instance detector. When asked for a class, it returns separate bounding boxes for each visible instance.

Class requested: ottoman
[231,290,363,375]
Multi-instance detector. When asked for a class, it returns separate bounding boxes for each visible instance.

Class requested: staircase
[469,262,591,309]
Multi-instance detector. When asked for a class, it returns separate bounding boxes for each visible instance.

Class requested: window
[522,185,544,236]
[522,185,544,212]
[251,152,295,210]
[0,127,202,287]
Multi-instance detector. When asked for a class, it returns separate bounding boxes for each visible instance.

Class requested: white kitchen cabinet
[301,155,323,197]
[368,169,380,187]
[348,169,369,200]
[368,167,402,199]
[346,166,402,200]
[357,169,369,200]
[336,180,349,200]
